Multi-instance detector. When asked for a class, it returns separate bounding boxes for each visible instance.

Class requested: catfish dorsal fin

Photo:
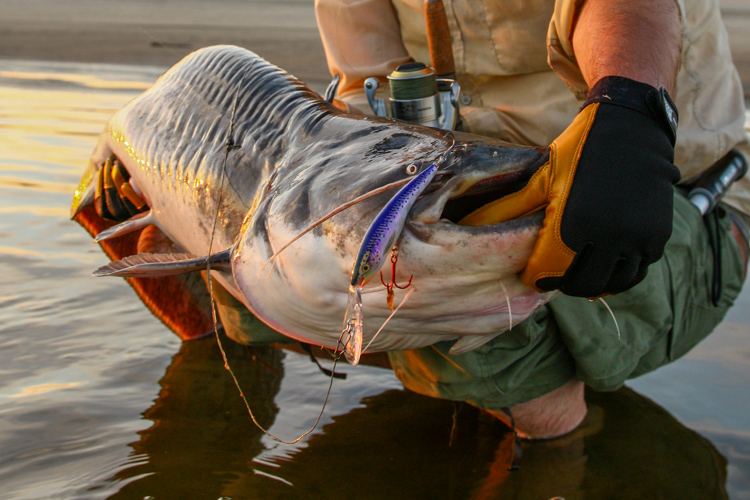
[94,210,155,243]
[93,249,231,278]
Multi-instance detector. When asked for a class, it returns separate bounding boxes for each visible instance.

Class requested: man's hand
[461,77,680,296]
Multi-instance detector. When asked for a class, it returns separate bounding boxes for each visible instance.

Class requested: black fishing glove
[460,76,681,297]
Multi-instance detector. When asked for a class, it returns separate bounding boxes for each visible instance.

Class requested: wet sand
[1,0,749,99]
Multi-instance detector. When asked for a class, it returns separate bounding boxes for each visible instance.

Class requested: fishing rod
[688,149,748,215]
[687,149,748,307]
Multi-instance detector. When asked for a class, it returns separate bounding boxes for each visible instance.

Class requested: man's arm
[572,0,681,93]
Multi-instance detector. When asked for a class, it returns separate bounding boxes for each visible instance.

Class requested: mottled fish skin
[351,164,438,286]
[72,45,555,354]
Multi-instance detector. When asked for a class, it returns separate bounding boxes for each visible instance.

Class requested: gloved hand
[94,155,148,221]
[460,76,681,297]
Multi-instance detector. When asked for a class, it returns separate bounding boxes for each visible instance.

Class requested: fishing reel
[364,62,460,131]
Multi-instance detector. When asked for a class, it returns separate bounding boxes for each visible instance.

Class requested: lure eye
[361,263,370,273]
[405,164,418,175]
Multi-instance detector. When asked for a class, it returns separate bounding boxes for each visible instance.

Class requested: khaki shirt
[315,0,750,216]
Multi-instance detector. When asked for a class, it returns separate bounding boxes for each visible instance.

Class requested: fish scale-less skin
[74,45,554,353]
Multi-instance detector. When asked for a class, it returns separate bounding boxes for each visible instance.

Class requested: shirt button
[460,94,472,105]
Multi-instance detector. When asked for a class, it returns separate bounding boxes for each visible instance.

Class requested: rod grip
[425,0,455,78]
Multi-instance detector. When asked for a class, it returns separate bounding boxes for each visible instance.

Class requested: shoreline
[1,0,747,100]
[0,0,330,83]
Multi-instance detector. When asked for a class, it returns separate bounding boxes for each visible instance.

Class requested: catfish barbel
[71,45,553,359]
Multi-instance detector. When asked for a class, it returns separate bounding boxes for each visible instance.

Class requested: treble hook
[380,247,412,311]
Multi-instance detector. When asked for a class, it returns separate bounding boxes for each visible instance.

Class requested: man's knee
[487,379,587,440]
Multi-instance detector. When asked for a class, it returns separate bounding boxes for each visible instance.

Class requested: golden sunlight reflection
[0,176,75,194]
[0,88,137,167]
[0,86,140,202]
[6,383,80,399]
[0,71,152,91]
[0,246,44,258]
[0,205,69,217]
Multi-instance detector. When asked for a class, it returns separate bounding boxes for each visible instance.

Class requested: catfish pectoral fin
[94,210,155,243]
[448,333,502,356]
[93,249,231,278]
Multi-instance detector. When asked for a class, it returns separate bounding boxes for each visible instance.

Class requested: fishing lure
[350,164,438,287]
[341,164,439,364]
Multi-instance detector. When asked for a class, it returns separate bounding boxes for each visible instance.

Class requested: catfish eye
[405,164,418,175]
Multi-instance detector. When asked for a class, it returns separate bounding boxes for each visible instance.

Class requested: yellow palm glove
[460,77,681,297]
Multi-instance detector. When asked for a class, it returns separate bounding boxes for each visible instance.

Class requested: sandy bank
[1,0,748,99]
[0,0,330,84]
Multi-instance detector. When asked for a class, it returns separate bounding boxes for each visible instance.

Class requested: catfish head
[231,121,553,355]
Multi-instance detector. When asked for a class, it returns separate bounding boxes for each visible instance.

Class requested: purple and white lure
[341,163,439,364]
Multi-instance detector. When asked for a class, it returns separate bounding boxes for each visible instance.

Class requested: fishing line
[109,0,343,445]
[362,288,414,353]
[258,176,414,280]
[258,134,455,280]
[206,61,341,445]
[438,132,457,166]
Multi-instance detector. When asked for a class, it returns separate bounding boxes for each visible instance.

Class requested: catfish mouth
[439,169,529,223]
[411,147,549,225]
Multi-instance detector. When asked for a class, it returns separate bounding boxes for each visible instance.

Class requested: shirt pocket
[470,0,553,76]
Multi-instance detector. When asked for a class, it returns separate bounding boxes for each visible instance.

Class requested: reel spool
[364,62,460,131]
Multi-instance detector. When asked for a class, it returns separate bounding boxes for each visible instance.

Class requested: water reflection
[109,338,283,499]
[108,332,728,499]
[81,212,727,498]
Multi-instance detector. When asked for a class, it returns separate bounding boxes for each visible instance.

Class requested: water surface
[1,61,749,499]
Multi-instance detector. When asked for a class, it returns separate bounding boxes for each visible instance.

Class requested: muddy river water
[1,60,749,499]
